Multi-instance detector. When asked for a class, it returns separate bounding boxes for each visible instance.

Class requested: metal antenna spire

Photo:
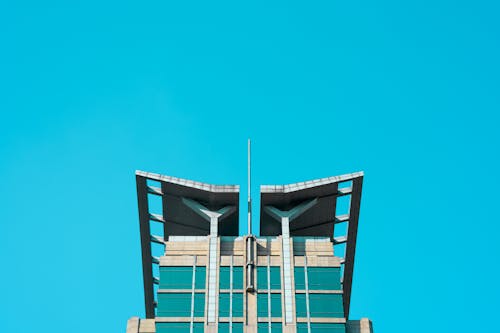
[247,139,252,235]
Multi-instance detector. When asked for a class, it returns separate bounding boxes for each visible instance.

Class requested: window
[307,267,341,290]
[257,293,282,317]
[257,266,281,290]
[219,293,243,317]
[220,266,244,289]
[159,267,193,289]
[218,323,244,333]
[297,323,346,333]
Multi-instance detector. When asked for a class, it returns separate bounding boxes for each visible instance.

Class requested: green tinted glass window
[294,267,305,290]
[156,322,190,333]
[270,267,281,289]
[193,293,205,317]
[233,266,243,289]
[257,293,268,317]
[257,267,267,289]
[220,266,244,289]
[159,267,193,289]
[258,322,282,333]
[309,294,344,318]
[295,293,307,318]
[195,266,206,289]
[258,266,281,290]
[157,293,192,317]
[270,293,282,316]
[220,267,231,289]
[219,323,243,333]
[193,323,204,333]
[219,293,243,317]
[297,323,346,333]
[232,293,243,317]
[307,267,341,290]
[272,323,282,333]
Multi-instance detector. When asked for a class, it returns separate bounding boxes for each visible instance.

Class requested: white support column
[190,255,197,333]
[182,198,236,323]
[267,254,272,333]
[264,198,318,325]
[230,255,233,333]
[304,256,311,333]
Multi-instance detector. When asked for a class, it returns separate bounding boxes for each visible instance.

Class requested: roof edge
[135,170,240,192]
[260,171,364,193]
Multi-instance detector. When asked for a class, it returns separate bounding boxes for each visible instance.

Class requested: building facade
[127,170,373,333]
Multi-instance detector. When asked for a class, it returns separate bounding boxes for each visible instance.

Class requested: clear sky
[1,1,499,332]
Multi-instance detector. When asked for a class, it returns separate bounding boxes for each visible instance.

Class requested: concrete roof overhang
[259,171,364,319]
[135,170,240,318]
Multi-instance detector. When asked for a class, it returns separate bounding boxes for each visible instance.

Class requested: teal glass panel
[159,267,193,289]
[271,323,282,333]
[257,322,282,333]
[297,323,308,333]
[233,266,243,289]
[156,322,190,333]
[193,293,205,317]
[297,323,346,333]
[270,293,282,317]
[257,267,267,289]
[294,267,305,290]
[295,293,307,317]
[258,293,281,317]
[307,267,341,290]
[233,293,243,316]
[270,267,281,289]
[219,293,243,317]
[220,266,244,289]
[220,266,231,289]
[258,323,269,333]
[219,293,230,317]
[157,293,192,317]
[193,323,204,333]
[219,323,243,333]
[309,294,344,318]
[195,266,206,289]
[257,293,268,317]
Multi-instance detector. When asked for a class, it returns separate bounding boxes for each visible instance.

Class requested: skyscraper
[127,169,373,333]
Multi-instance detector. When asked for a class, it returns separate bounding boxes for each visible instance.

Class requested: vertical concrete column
[264,198,318,325]
[182,198,236,324]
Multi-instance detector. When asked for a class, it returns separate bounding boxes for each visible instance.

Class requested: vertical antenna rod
[247,139,252,235]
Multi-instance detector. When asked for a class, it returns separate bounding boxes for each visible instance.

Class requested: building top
[260,171,363,237]
[136,170,240,236]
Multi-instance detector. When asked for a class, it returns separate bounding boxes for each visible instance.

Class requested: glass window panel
[233,266,243,289]
[193,323,204,333]
[271,322,282,333]
[270,267,281,289]
[309,294,344,318]
[156,323,190,333]
[233,293,243,317]
[257,293,268,317]
[257,267,267,290]
[157,293,192,317]
[160,267,193,289]
[294,267,305,290]
[195,266,206,289]
[220,266,231,289]
[219,293,243,317]
[258,323,269,333]
[270,293,282,317]
[219,293,231,317]
[295,293,307,318]
[307,267,341,290]
[193,293,205,317]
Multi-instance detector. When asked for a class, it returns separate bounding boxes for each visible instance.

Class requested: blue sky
[1,1,499,332]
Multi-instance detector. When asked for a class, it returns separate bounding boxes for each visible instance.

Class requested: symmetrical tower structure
[127,169,373,333]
